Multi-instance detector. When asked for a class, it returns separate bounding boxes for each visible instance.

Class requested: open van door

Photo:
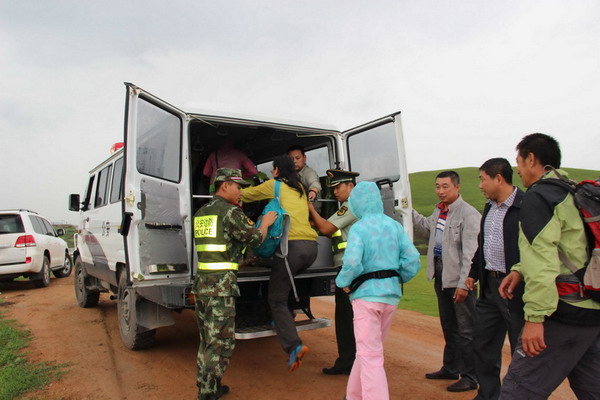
[341,112,413,238]
[121,83,191,288]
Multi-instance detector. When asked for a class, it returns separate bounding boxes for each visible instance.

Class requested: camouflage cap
[214,168,252,187]
[326,169,360,187]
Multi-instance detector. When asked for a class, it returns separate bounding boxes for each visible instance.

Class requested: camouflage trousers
[195,295,236,400]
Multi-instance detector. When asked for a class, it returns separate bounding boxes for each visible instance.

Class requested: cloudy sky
[1,0,599,224]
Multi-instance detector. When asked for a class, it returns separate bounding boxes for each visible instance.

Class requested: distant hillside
[409,167,600,215]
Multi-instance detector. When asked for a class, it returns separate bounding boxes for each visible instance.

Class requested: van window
[95,164,112,208]
[304,146,330,176]
[256,161,273,179]
[136,98,182,183]
[347,122,400,182]
[110,157,124,204]
[255,145,331,179]
[82,175,95,211]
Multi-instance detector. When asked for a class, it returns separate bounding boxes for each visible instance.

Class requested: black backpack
[539,171,600,302]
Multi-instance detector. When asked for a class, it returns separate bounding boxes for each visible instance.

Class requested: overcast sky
[1,0,599,224]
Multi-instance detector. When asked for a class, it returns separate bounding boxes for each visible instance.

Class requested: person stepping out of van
[193,168,278,400]
[241,154,319,371]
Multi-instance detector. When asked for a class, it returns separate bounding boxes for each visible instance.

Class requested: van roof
[185,107,340,134]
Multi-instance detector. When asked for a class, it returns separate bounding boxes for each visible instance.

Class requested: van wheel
[33,256,51,288]
[74,257,100,307]
[54,253,73,278]
[117,272,156,350]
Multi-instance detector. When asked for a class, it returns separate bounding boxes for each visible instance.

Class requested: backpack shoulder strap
[274,179,281,199]
[537,177,576,194]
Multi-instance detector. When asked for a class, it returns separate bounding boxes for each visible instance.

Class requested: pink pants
[346,298,397,400]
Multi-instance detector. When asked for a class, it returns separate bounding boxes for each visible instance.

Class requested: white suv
[0,209,72,287]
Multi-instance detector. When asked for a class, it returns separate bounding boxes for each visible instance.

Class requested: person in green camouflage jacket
[193,168,277,400]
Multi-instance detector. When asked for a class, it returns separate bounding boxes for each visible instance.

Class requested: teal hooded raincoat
[336,181,421,306]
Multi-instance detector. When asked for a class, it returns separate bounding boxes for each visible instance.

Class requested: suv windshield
[0,214,25,234]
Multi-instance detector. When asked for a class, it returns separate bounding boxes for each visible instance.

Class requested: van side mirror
[56,228,65,236]
[69,194,81,211]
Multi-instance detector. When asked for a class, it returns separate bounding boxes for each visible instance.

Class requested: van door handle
[124,191,135,207]
[376,178,393,189]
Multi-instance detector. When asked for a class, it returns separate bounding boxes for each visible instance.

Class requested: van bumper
[136,284,193,309]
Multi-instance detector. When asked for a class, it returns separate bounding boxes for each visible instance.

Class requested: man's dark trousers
[500,320,600,399]
[434,257,477,383]
[473,273,524,400]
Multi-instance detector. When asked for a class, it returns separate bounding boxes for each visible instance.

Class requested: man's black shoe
[425,368,459,380]
[323,366,351,375]
[447,378,477,392]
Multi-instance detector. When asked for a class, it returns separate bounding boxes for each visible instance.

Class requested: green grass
[54,225,77,249]
[398,256,439,317]
[0,307,67,400]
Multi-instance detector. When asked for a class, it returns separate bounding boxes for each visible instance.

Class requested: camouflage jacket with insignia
[193,195,263,297]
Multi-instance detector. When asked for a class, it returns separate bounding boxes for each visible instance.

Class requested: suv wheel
[54,253,73,278]
[33,256,51,288]
[74,257,100,308]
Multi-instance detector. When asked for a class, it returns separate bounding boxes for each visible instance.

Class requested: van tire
[117,272,156,350]
[33,256,51,288]
[74,257,100,307]
[54,253,73,278]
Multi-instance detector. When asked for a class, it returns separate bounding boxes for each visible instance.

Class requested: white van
[68,82,413,350]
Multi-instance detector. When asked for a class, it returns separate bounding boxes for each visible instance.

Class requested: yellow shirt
[241,180,318,241]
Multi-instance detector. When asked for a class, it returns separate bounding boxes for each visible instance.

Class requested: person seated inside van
[204,138,259,192]
[287,145,321,202]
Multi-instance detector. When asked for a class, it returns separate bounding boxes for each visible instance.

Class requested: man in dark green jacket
[499,133,600,399]
[193,168,277,400]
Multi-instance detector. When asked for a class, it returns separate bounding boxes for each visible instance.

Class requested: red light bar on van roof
[111,142,124,154]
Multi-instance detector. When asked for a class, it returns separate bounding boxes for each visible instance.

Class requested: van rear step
[235,317,331,340]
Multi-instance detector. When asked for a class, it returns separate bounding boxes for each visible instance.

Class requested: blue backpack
[253,180,289,258]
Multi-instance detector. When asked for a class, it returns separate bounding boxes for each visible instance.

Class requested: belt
[486,269,506,278]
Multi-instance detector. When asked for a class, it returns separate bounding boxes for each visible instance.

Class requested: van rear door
[122,83,191,286]
[341,112,413,237]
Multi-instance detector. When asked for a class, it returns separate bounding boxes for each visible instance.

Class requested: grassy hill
[409,167,600,215]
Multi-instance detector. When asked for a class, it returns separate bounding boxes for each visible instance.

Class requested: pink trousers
[346,298,397,400]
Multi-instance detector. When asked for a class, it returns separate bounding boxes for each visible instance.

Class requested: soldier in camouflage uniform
[193,168,277,400]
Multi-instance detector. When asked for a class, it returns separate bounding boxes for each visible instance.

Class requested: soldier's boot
[216,378,230,397]
[201,386,229,400]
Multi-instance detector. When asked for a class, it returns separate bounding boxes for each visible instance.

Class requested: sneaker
[288,344,309,372]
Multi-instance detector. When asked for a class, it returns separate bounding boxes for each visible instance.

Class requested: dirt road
[1,277,574,400]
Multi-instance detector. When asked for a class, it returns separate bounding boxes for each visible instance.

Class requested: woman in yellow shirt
[241,154,317,371]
